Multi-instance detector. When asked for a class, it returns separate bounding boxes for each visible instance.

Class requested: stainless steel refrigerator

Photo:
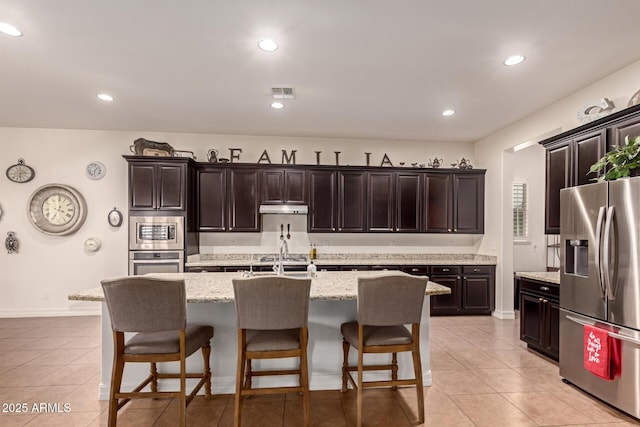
[560,177,640,419]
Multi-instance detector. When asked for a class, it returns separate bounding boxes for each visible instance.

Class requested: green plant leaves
[589,135,640,181]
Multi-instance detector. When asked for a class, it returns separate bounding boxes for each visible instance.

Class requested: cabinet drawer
[463,266,492,275]
[431,266,461,275]
[402,266,430,275]
[520,279,559,299]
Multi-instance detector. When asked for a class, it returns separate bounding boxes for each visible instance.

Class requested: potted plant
[589,135,640,181]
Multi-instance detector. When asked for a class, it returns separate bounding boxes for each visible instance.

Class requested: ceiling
[2,0,640,143]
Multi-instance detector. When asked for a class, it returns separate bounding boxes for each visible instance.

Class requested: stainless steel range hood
[259,204,308,215]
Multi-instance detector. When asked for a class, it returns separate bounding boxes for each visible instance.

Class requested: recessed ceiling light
[0,22,22,37]
[503,55,525,66]
[442,109,455,116]
[97,93,114,102]
[258,39,278,52]
[271,101,284,109]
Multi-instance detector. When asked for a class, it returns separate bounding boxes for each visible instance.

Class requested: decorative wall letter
[334,151,341,166]
[315,151,322,165]
[257,150,272,164]
[281,150,297,165]
[380,153,393,167]
[364,152,372,167]
[229,148,243,163]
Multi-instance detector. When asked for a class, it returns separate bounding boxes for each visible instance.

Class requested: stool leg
[300,327,310,427]
[391,352,398,391]
[108,333,125,427]
[234,330,246,427]
[412,325,424,424]
[150,362,158,393]
[341,339,350,392]
[202,344,212,399]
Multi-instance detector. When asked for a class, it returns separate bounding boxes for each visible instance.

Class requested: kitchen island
[69,271,450,399]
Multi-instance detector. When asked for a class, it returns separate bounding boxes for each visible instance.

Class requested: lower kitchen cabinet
[430,265,495,315]
[519,278,559,361]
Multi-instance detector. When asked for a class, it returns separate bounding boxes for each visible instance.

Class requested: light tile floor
[0,315,638,426]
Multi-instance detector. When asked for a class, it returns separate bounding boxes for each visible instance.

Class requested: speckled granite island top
[186,253,497,267]
[515,271,560,284]
[69,271,451,303]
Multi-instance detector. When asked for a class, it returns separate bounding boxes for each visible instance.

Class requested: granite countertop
[186,253,497,268]
[515,271,560,285]
[69,271,452,303]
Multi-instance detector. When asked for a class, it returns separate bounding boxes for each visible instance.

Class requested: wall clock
[83,237,102,252]
[107,207,123,227]
[27,184,87,235]
[6,158,35,183]
[85,161,106,180]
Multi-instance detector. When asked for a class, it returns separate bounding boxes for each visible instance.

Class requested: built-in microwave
[129,216,184,250]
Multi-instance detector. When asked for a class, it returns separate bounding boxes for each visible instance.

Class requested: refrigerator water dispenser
[565,239,589,276]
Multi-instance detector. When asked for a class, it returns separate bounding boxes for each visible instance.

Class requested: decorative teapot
[458,158,473,169]
[428,158,443,168]
[207,149,219,163]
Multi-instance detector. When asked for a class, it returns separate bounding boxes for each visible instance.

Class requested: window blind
[513,182,528,240]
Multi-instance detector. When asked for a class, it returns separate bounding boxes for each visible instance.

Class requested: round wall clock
[85,161,106,180]
[27,184,87,235]
[6,158,35,183]
[107,207,123,227]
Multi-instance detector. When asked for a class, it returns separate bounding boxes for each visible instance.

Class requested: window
[513,182,528,241]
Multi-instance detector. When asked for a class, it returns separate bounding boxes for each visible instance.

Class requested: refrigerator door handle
[566,314,593,327]
[594,206,606,299]
[608,331,640,346]
[603,206,618,301]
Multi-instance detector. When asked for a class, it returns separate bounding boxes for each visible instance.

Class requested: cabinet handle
[463,276,467,280]
[540,286,550,291]
[457,276,461,279]
[442,268,449,272]
[454,228,457,232]
[473,268,481,272]
[539,297,543,302]
[411,268,419,272]
[447,228,452,232]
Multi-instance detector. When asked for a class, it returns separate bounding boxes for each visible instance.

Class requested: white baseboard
[0,307,101,318]
[98,371,434,400]
[492,310,516,320]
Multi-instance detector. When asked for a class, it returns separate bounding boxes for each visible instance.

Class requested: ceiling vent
[271,87,295,99]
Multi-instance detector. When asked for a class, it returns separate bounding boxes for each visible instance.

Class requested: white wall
[474,58,640,319]
[0,129,474,316]
[512,143,547,272]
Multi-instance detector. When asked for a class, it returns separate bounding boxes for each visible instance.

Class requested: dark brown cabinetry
[430,265,495,315]
[261,169,306,204]
[367,172,394,231]
[424,172,484,233]
[396,173,422,232]
[519,278,559,361]
[308,170,337,232]
[129,160,187,211]
[228,169,261,232]
[544,130,605,233]
[197,168,227,231]
[338,171,367,232]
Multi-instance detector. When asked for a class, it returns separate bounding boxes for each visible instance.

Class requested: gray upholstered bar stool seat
[101,277,214,427]
[340,274,428,427]
[232,276,312,427]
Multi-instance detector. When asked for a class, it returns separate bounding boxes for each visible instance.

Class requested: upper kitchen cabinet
[424,171,485,234]
[260,168,307,204]
[544,130,605,234]
[197,167,227,231]
[367,171,422,232]
[338,170,367,232]
[541,104,640,234]
[127,157,191,212]
[228,168,261,232]
[308,169,338,232]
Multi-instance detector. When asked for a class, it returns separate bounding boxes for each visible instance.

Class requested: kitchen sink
[259,255,309,263]
[246,271,310,278]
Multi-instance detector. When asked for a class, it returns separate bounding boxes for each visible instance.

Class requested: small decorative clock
[83,237,102,252]
[85,161,106,180]
[107,207,123,227]
[27,184,87,235]
[6,158,35,183]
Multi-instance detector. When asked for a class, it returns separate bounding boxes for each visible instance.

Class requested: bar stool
[232,276,312,427]
[101,277,213,427]
[340,274,428,427]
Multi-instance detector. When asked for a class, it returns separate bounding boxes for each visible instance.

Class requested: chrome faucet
[275,238,289,276]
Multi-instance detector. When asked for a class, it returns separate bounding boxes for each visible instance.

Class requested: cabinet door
[157,163,186,210]
[367,172,394,232]
[453,174,484,233]
[574,130,606,185]
[520,293,543,346]
[261,170,285,204]
[396,173,421,232]
[424,174,452,232]
[284,170,306,204]
[546,299,560,359]
[198,169,227,231]
[308,170,337,232]
[610,114,640,148]
[338,171,367,232]
[430,276,461,315]
[228,169,260,231]
[462,276,491,313]
[545,141,572,234]
[130,163,156,209]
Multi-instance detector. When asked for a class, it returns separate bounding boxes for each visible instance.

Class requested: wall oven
[129,251,184,275]
[129,216,184,250]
